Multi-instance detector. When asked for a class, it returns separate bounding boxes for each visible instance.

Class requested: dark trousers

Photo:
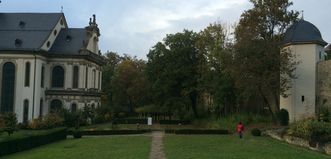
[239,131,243,139]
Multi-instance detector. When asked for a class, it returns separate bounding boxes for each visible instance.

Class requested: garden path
[149,131,166,159]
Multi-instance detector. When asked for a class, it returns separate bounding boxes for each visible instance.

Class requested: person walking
[236,122,244,139]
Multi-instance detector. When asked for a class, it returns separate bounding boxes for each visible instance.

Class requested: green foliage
[165,129,228,134]
[277,109,289,126]
[3,113,17,136]
[0,128,67,157]
[73,130,82,139]
[251,128,262,136]
[42,113,63,129]
[318,107,330,122]
[0,115,4,135]
[233,0,299,118]
[288,119,331,143]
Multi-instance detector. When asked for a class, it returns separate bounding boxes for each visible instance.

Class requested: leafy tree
[3,113,17,136]
[111,55,151,113]
[147,30,200,118]
[196,22,236,117]
[233,0,298,118]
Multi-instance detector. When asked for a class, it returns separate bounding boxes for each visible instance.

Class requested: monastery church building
[280,18,331,122]
[0,13,105,123]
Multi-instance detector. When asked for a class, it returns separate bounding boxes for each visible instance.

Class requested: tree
[233,0,298,118]
[3,113,17,136]
[196,22,237,116]
[111,55,151,113]
[147,30,200,118]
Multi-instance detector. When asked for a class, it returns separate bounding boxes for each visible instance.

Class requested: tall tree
[196,22,236,116]
[233,0,298,118]
[146,30,200,118]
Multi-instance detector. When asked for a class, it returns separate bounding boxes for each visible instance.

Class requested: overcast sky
[1,0,330,59]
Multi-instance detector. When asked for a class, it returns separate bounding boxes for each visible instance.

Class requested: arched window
[85,66,88,88]
[23,99,29,123]
[71,103,77,112]
[52,66,64,88]
[41,66,45,88]
[98,71,101,89]
[91,103,95,110]
[50,99,62,113]
[24,62,30,87]
[73,66,79,88]
[39,99,43,117]
[93,69,96,88]
[1,62,15,113]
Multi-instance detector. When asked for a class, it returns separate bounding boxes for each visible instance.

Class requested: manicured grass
[164,135,331,159]
[4,136,151,159]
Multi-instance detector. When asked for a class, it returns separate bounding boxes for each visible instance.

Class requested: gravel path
[149,131,166,159]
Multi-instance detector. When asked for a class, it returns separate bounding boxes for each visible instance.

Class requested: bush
[0,128,67,157]
[43,113,63,129]
[277,109,289,126]
[69,129,151,136]
[165,129,229,135]
[159,120,191,125]
[113,118,147,124]
[3,113,18,136]
[288,119,331,143]
[73,130,82,139]
[318,107,330,122]
[27,118,44,129]
[251,128,262,136]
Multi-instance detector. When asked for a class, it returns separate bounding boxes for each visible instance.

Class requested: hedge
[68,129,151,136]
[0,128,67,157]
[165,129,229,134]
[159,120,191,125]
[113,119,147,124]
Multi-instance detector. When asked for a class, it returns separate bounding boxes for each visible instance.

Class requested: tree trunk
[190,91,199,118]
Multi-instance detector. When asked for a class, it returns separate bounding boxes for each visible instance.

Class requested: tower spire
[301,10,304,20]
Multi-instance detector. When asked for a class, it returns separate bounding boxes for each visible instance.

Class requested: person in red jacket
[236,122,244,139]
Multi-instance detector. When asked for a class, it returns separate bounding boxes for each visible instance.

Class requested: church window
[50,99,62,113]
[85,66,88,88]
[24,62,30,87]
[93,69,96,88]
[41,66,45,88]
[73,66,79,88]
[39,99,43,117]
[71,103,77,112]
[98,71,101,89]
[301,96,305,102]
[1,62,15,113]
[23,99,29,123]
[52,66,64,88]
[53,29,57,36]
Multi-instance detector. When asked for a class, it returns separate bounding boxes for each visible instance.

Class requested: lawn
[4,136,151,159]
[164,135,331,159]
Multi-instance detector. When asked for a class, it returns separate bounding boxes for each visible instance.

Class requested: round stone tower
[280,19,327,122]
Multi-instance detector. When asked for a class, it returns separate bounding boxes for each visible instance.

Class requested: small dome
[283,19,327,46]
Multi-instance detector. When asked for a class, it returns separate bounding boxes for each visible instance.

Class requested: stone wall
[317,60,331,112]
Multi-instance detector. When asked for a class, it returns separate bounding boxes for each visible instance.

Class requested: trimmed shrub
[0,128,67,157]
[73,130,82,139]
[3,113,18,136]
[277,109,289,126]
[165,129,229,135]
[288,119,331,143]
[27,118,44,129]
[113,118,147,124]
[69,129,151,136]
[251,128,262,136]
[159,120,191,125]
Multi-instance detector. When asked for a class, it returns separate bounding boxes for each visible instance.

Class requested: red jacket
[237,124,244,133]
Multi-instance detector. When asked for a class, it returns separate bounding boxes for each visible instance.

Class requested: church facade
[280,19,329,122]
[0,13,105,123]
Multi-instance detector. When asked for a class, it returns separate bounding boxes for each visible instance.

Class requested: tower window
[302,96,305,102]
[73,66,79,88]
